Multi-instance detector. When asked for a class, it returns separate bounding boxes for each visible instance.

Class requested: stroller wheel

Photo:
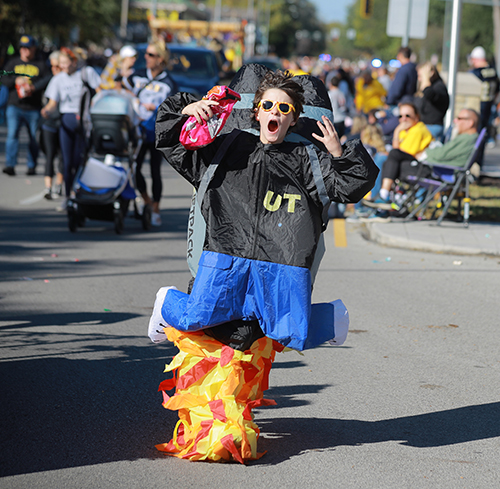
[78,215,86,227]
[142,204,152,231]
[68,206,78,233]
[113,202,124,234]
[77,206,86,227]
[114,210,124,234]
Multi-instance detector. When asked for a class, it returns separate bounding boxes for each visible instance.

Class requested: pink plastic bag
[180,86,241,150]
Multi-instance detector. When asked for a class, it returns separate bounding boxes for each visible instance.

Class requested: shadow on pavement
[0,206,189,245]
[257,401,500,464]
[4,315,498,474]
[0,331,179,477]
[266,383,330,409]
[0,311,142,330]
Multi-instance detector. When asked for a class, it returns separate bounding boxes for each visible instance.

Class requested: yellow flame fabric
[156,327,283,463]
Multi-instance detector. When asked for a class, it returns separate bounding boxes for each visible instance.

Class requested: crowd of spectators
[1,34,498,224]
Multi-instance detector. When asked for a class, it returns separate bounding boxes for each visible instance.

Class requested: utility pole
[444,0,463,129]
[493,0,500,72]
[402,0,413,47]
[214,0,222,22]
[120,0,129,40]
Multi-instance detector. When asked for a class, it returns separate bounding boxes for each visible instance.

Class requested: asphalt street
[1,131,500,488]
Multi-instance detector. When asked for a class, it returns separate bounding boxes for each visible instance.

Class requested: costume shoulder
[318,138,379,204]
[156,92,200,147]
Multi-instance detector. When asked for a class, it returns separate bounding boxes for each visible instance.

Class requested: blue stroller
[67,90,151,233]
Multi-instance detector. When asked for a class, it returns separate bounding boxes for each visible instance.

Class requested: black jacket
[156,92,378,270]
[2,55,50,110]
[417,79,450,126]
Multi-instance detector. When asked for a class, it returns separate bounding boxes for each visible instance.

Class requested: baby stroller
[67,90,151,233]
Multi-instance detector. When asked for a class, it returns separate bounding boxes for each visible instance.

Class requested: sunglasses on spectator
[399,114,414,119]
[145,51,159,58]
[258,100,295,115]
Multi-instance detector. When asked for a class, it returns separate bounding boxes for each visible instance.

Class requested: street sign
[386,0,430,40]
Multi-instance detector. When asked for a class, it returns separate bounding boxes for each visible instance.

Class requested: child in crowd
[149,70,378,463]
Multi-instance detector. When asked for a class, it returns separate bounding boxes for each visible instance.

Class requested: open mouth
[268,120,279,133]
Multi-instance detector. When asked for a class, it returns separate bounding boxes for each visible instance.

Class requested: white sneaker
[56,197,68,212]
[151,212,162,226]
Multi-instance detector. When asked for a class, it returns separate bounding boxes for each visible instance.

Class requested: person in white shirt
[41,47,101,209]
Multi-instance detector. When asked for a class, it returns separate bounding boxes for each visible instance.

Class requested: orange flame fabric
[156,327,283,463]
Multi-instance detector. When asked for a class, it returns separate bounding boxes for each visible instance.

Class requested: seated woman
[362,101,433,218]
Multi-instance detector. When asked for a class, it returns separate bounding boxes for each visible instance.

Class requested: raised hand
[312,115,342,157]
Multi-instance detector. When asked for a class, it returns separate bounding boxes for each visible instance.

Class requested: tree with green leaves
[1,0,120,65]
[268,0,326,57]
[325,0,496,69]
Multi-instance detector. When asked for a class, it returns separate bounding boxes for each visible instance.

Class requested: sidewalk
[363,218,500,256]
[359,142,500,257]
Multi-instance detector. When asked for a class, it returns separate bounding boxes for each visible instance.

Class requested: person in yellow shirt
[362,101,432,215]
[287,59,308,76]
[100,46,137,90]
[354,70,387,114]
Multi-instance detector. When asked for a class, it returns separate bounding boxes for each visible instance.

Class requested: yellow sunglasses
[258,99,296,115]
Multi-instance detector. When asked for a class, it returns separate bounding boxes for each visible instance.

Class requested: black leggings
[381,148,430,182]
[135,142,163,203]
[42,127,62,178]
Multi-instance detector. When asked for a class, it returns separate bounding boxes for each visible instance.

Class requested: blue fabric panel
[200,250,233,269]
[121,181,136,200]
[432,166,455,184]
[161,251,337,350]
[303,302,335,350]
[162,289,189,323]
[78,182,115,194]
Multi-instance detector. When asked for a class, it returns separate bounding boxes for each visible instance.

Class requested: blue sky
[311,0,354,23]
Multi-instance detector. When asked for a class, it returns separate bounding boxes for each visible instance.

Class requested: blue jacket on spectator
[386,62,418,106]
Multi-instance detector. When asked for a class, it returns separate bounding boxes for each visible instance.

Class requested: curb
[364,221,500,257]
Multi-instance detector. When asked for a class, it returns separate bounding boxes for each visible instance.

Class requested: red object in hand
[180,86,241,150]
[15,79,31,99]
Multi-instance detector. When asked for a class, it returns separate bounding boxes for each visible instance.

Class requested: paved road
[1,132,500,487]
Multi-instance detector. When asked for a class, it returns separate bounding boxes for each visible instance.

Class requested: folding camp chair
[403,128,488,228]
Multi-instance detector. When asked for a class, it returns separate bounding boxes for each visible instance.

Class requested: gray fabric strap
[197,129,241,205]
[305,144,331,230]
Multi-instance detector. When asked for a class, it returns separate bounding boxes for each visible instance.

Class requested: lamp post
[120,0,129,39]
[444,0,463,129]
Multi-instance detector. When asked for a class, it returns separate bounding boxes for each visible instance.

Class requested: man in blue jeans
[2,35,50,176]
